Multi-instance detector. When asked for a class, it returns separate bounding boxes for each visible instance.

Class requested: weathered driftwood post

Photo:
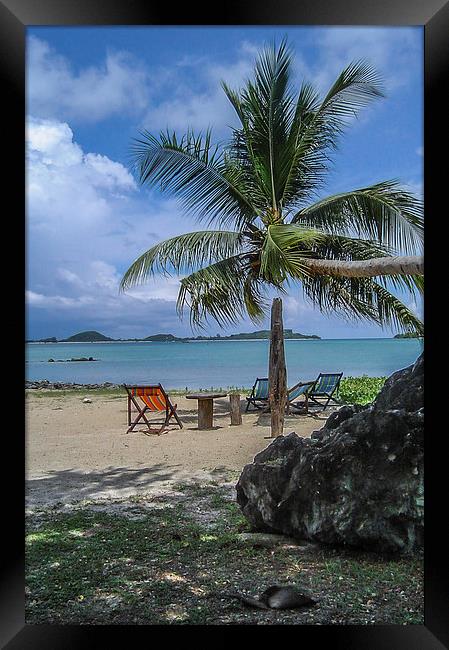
[197,398,214,430]
[230,393,242,425]
[269,298,287,437]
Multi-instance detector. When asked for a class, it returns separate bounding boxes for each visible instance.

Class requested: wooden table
[186,392,227,430]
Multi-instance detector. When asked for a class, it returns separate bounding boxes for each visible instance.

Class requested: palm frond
[130,129,257,230]
[300,274,377,322]
[375,272,423,300]
[243,273,269,322]
[372,283,424,335]
[300,272,422,334]
[120,230,244,291]
[279,81,328,206]
[318,59,385,122]
[307,232,395,259]
[176,255,255,328]
[292,181,423,254]
[276,61,384,211]
[222,38,297,214]
[223,129,271,213]
[259,224,325,284]
[251,37,295,211]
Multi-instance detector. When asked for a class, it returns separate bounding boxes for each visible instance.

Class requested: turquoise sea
[25,338,423,390]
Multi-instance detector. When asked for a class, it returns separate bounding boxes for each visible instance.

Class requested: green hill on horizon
[393,333,422,339]
[191,329,320,340]
[142,329,320,341]
[31,328,320,342]
[144,334,179,342]
[62,330,114,342]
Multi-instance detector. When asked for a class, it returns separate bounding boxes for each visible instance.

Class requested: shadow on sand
[27,464,179,507]
[26,464,237,509]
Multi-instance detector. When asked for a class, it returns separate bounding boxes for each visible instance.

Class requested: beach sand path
[26,393,330,507]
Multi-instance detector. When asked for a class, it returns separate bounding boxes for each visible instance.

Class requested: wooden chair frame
[289,373,343,413]
[245,377,269,412]
[286,380,315,414]
[123,384,183,435]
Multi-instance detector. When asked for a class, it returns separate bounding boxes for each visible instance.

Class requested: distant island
[27,336,58,343]
[27,329,427,343]
[186,329,320,341]
[393,333,423,339]
[144,334,180,342]
[62,331,114,342]
[27,328,321,342]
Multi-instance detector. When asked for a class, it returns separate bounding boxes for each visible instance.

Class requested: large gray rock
[236,353,424,554]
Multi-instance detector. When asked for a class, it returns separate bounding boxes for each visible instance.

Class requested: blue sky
[26,26,423,340]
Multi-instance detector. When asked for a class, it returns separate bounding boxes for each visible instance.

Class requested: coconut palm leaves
[130,129,257,230]
[293,181,423,254]
[120,230,245,288]
[121,38,423,335]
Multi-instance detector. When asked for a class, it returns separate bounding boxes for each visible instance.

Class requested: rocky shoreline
[25,380,122,390]
[47,357,98,363]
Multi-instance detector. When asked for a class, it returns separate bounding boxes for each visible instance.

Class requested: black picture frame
[4,0,446,646]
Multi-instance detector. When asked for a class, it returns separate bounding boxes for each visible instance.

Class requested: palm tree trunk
[269,298,287,437]
[303,255,423,278]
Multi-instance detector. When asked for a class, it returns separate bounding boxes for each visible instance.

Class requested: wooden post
[197,398,214,429]
[269,298,287,437]
[230,394,242,425]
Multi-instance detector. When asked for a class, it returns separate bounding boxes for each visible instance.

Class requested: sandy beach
[26,391,330,507]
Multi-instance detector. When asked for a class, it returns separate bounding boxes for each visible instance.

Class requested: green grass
[26,483,423,625]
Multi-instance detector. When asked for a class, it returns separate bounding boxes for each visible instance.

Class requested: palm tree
[120,39,423,436]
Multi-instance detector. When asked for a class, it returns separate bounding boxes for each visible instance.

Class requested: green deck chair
[245,377,269,411]
[289,373,343,413]
[286,380,315,413]
[247,378,316,413]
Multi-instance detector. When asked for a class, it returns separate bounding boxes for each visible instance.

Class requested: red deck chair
[124,384,183,435]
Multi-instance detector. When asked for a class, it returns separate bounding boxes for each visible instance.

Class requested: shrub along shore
[25,376,386,406]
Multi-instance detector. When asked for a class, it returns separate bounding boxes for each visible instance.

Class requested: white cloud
[26,34,257,135]
[26,116,205,337]
[57,268,83,286]
[26,117,137,238]
[283,294,313,321]
[302,27,423,95]
[83,154,136,192]
[28,261,181,309]
[27,118,83,166]
[26,116,197,250]
[26,289,96,309]
[27,36,150,123]
[141,43,257,135]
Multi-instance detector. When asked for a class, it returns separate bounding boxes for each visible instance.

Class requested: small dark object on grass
[227,585,316,610]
